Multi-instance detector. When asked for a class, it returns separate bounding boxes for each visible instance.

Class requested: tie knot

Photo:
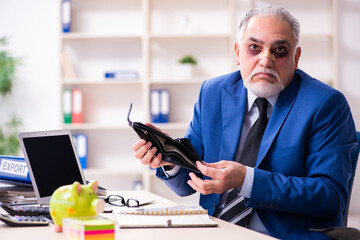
[255,98,268,118]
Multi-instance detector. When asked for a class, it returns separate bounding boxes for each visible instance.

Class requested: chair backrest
[344,131,360,226]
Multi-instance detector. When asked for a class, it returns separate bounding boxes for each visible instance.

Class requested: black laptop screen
[23,135,84,197]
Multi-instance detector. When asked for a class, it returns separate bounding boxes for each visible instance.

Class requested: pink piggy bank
[49,180,105,232]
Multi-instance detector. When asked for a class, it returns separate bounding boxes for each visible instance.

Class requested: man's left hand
[187,161,247,195]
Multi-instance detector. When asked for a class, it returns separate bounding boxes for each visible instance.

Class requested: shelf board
[61,32,233,40]
[63,123,129,130]
[150,77,206,84]
[149,33,231,39]
[61,78,141,85]
[84,167,144,176]
[62,122,189,131]
[61,32,142,40]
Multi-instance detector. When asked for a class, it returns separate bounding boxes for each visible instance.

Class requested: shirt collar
[247,90,279,112]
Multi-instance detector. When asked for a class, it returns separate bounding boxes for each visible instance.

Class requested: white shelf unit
[59,0,338,204]
[59,0,236,193]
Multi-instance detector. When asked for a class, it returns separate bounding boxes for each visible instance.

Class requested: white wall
[0,0,360,213]
[0,0,60,131]
[338,0,360,213]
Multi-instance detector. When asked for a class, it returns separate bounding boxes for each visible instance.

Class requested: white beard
[243,68,284,98]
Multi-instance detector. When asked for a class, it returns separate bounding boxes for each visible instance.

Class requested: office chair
[310,131,360,240]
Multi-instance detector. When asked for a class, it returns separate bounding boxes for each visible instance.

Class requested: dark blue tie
[219,98,268,226]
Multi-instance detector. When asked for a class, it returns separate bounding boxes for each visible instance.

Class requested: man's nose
[258,50,275,68]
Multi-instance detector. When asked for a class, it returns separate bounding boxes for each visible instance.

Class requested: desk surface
[0,190,276,240]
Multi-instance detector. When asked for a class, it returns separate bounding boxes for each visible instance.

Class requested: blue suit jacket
[157,69,357,240]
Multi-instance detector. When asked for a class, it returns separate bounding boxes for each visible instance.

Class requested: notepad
[113,206,218,228]
[63,217,115,240]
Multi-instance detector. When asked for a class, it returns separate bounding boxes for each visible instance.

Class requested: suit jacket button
[259,202,264,207]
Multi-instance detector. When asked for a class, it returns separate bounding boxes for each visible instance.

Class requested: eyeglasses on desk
[103,195,140,208]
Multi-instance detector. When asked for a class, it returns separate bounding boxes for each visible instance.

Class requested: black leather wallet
[127,104,201,173]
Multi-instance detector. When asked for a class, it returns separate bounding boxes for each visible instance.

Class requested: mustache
[248,68,281,82]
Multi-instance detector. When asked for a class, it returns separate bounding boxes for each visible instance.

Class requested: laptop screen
[18,130,86,205]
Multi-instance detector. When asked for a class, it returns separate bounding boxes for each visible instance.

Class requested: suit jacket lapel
[256,76,300,167]
[220,81,247,161]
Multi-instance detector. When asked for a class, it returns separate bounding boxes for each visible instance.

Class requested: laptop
[18,129,87,206]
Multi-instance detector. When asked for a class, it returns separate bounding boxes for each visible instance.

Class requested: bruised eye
[248,44,261,55]
[272,46,288,58]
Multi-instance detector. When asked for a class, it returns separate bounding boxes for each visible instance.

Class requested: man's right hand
[131,123,175,170]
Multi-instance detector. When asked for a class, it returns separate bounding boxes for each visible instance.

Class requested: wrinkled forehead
[240,16,296,47]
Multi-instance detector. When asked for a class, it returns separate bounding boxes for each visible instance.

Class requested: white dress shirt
[164,91,278,235]
[213,91,278,235]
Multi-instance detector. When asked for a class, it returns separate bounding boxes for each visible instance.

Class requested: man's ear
[234,41,240,66]
[294,46,301,69]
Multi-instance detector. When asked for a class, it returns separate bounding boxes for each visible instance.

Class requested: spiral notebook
[113,206,218,228]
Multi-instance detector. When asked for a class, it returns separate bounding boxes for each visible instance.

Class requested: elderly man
[132,5,357,240]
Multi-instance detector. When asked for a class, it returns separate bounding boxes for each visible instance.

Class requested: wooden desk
[0,190,276,240]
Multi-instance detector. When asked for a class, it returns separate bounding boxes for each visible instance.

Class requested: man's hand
[187,161,247,195]
[131,123,175,169]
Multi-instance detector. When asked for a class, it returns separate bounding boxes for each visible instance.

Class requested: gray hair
[237,5,300,47]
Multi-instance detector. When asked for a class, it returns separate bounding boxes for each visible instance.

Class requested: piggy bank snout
[94,198,105,214]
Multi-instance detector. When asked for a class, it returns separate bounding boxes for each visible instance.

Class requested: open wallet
[127,103,201,173]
